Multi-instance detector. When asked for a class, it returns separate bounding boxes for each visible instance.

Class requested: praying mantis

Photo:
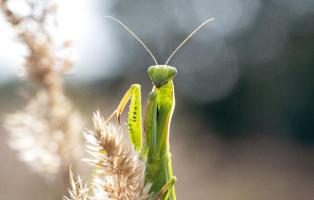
[105,16,214,200]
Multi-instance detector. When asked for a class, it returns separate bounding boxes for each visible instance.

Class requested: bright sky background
[0,0,120,83]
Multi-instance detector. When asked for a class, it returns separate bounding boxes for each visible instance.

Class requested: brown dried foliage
[65,112,151,200]
[1,0,83,177]
[64,169,89,200]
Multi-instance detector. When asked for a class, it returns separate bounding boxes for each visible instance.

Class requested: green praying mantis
[105,16,214,200]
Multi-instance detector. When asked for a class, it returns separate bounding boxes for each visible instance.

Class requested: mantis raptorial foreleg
[106,84,142,152]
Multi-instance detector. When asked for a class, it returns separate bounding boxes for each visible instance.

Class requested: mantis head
[148,65,177,87]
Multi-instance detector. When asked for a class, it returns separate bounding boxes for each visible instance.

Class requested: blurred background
[0,0,314,199]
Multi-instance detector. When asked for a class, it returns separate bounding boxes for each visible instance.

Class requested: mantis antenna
[165,18,215,65]
[105,16,158,65]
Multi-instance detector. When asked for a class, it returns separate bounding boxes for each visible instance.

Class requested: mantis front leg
[107,84,142,152]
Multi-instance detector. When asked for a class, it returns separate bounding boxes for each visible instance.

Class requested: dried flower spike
[86,111,151,200]
[65,112,151,200]
[1,0,84,177]
[5,91,83,176]
[64,168,89,200]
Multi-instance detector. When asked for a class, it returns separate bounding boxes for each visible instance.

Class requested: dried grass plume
[64,168,89,200]
[65,112,151,200]
[1,0,84,177]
